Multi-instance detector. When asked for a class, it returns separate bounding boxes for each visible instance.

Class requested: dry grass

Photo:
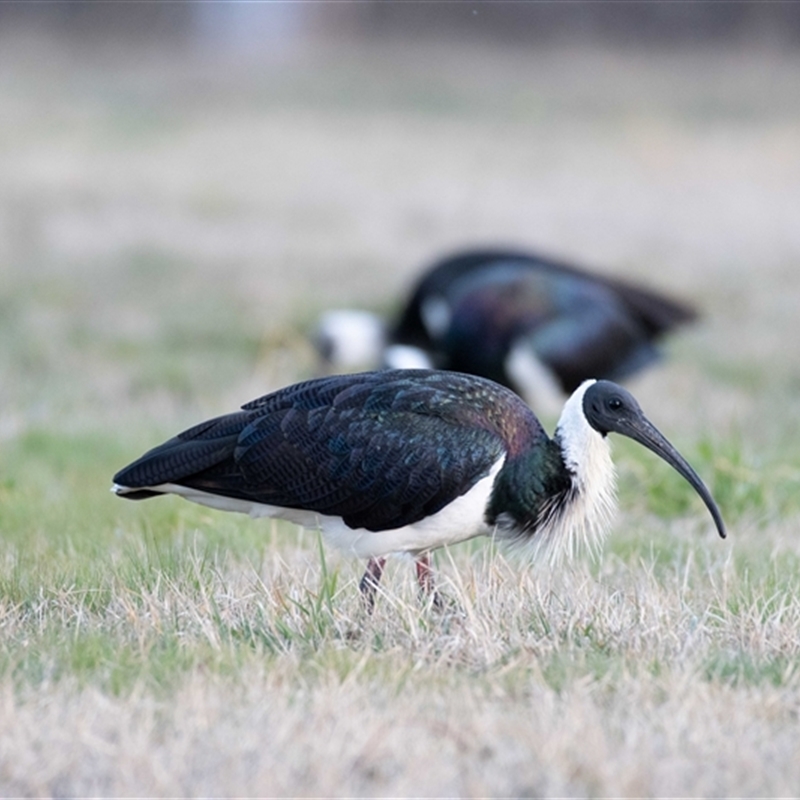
[1,26,800,797]
[2,538,800,796]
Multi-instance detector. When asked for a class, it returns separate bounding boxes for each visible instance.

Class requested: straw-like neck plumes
[486,380,617,565]
[547,379,617,562]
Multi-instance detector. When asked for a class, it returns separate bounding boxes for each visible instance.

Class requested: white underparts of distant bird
[312,248,697,414]
[112,370,726,611]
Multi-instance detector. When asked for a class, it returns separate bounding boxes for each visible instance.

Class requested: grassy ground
[2,29,800,796]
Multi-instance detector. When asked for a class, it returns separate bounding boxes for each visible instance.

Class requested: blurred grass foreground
[2,5,800,796]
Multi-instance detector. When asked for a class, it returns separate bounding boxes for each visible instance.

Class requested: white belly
[112,457,504,559]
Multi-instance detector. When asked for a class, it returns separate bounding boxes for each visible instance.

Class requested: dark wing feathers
[394,249,695,345]
[114,370,531,532]
[230,391,505,530]
[522,294,658,391]
[390,249,695,394]
[391,249,695,380]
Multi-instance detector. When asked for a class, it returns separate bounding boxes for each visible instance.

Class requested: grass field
[2,29,800,796]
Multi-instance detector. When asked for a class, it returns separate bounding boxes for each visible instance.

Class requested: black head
[582,381,645,438]
[582,380,727,540]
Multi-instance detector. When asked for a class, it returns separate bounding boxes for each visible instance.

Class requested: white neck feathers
[542,380,617,563]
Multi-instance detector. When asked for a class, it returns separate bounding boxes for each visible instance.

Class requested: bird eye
[607,397,623,411]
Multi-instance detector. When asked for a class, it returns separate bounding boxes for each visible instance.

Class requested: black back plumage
[390,249,696,393]
[114,370,554,533]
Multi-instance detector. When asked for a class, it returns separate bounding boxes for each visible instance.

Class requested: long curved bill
[614,415,727,539]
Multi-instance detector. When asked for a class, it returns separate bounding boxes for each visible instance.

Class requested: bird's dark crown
[581,380,643,437]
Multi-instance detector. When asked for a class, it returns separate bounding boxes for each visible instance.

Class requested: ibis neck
[547,380,617,560]
[486,381,617,562]
[555,381,612,483]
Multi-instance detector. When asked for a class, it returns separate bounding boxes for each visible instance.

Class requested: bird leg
[415,553,442,609]
[359,556,386,614]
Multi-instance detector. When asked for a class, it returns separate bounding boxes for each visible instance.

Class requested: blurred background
[1,1,799,450]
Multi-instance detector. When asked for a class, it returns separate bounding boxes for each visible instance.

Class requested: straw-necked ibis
[113,369,725,611]
[314,248,696,412]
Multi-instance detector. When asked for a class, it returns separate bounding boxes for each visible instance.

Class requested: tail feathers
[112,428,241,490]
[606,280,697,337]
